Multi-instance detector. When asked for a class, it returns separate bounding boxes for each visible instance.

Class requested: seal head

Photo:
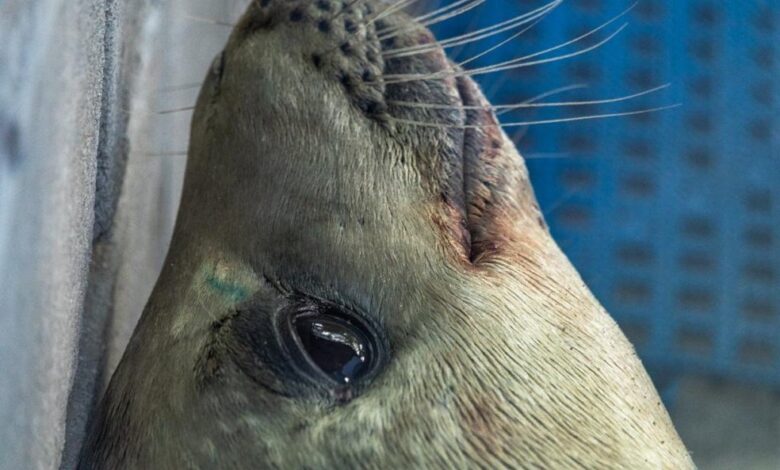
[80,1,693,468]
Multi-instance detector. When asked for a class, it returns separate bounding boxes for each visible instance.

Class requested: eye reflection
[293,311,373,384]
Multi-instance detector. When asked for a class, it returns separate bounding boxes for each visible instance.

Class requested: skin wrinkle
[78,0,694,468]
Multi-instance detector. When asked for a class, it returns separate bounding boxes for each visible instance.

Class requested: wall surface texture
[0,0,241,467]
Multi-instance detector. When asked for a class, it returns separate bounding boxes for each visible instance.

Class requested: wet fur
[79,1,694,468]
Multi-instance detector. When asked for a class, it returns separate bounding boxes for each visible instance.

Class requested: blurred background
[0,0,777,468]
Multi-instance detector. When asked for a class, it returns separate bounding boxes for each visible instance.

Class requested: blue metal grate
[431,0,780,388]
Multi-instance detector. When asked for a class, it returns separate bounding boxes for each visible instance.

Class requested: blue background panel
[429,0,780,388]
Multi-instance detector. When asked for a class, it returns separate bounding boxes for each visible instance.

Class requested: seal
[79,0,694,467]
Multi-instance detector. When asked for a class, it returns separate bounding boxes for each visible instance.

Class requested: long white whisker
[384,23,628,84]
[465,24,627,78]
[477,3,636,70]
[388,84,669,111]
[385,0,632,70]
[377,0,485,41]
[382,0,561,59]
[456,12,549,69]
[407,0,474,24]
[514,84,589,103]
[383,0,558,58]
[448,1,487,61]
[367,0,420,25]
[388,104,681,128]
[496,84,589,116]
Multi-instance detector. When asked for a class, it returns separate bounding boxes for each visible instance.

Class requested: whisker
[408,0,475,24]
[388,104,681,129]
[388,84,669,112]
[455,11,549,69]
[504,87,603,138]
[376,0,485,41]
[183,14,234,28]
[497,84,589,116]
[367,0,421,26]
[511,84,589,103]
[383,1,557,58]
[383,23,628,84]
[384,0,632,74]
[157,105,196,115]
[382,0,561,59]
[462,24,627,79]
[475,3,636,69]
[448,0,488,61]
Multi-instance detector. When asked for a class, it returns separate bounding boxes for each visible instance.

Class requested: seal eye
[281,302,381,387]
[293,312,371,383]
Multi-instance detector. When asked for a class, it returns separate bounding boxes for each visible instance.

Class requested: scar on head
[199,259,258,304]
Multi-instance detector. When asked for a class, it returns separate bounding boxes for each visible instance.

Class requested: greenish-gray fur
[78,0,695,468]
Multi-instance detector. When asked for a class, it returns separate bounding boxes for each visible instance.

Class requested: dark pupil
[294,313,370,384]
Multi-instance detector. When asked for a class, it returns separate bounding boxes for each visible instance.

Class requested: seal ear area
[200,291,389,403]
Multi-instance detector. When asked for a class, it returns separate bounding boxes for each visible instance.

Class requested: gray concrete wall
[0,1,242,467]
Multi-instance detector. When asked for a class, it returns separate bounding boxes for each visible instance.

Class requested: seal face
[79,1,694,468]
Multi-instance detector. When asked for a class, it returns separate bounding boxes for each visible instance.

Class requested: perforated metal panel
[432,0,780,388]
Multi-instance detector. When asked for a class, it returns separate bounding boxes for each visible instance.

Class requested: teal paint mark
[205,274,250,303]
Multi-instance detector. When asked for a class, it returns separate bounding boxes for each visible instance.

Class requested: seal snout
[215,0,537,268]
[233,0,389,121]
